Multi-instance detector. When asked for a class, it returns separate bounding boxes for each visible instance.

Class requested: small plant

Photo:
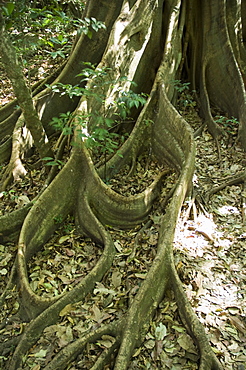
[2,2,105,69]
[0,189,19,202]
[171,80,196,111]
[214,115,238,135]
[115,90,147,119]
[74,17,106,39]
[48,64,147,179]
[49,112,74,135]
[43,157,64,170]
[53,215,63,224]
[143,119,153,126]
[172,80,191,93]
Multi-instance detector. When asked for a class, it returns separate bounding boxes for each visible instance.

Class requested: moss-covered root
[16,148,84,319]
[170,261,223,370]
[207,170,245,199]
[43,320,121,370]
[113,257,170,370]
[8,206,115,370]
[0,202,33,242]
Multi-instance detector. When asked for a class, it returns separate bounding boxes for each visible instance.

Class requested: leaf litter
[1,106,246,369]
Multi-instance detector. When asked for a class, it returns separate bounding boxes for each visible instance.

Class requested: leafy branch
[48,64,147,179]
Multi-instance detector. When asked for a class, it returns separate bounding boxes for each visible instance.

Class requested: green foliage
[43,157,64,169]
[0,189,18,201]
[50,62,147,114]
[48,64,147,179]
[172,80,196,110]
[214,115,238,135]
[49,83,85,98]
[116,90,147,119]
[1,2,15,17]
[1,1,103,64]
[75,17,106,39]
[143,119,153,126]
[49,112,74,135]
[172,80,191,93]
[49,64,147,154]
[53,215,63,224]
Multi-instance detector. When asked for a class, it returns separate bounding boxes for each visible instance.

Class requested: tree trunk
[1,0,245,369]
[0,13,53,162]
[242,0,246,43]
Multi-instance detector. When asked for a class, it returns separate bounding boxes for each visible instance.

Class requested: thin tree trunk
[0,12,53,160]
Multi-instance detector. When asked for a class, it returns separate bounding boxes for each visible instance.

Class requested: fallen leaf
[33,349,47,358]
[114,240,122,252]
[229,316,245,334]
[59,303,74,317]
[59,235,71,244]
[155,323,167,340]
[92,304,101,322]
[111,270,122,288]
[177,333,197,354]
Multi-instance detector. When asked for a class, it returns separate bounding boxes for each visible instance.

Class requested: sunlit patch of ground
[174,113,246,370]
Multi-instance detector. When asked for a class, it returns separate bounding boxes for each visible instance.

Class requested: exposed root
[1,1,238,369]
[0,335,22,357]
[43,320,121,370]
[90,340,120,370]
[199,62,223,144]
[194,122,206,138]
[0,113,36,190]
[170,263,223,370]
[0,202,33,242]
[0,136,12,163]
[206,170,246,222]
[207,170,245,198]
[8,214,115,369]
[15,147,85,319]
[44,135,68,186]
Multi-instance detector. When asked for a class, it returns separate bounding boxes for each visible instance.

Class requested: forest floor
[0,60,246,370]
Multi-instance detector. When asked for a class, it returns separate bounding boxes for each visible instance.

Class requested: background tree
[0,0,245,369]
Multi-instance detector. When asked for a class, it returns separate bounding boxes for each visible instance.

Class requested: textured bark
[242,0,246,43]
[0,0,245,369]
[0,13,53,161]
[184,0,246,145]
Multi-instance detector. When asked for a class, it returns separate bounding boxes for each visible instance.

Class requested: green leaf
[59,235,70,244]
[43,283,52,290]
[3,2,15,16]
[172,325,185,333]
[94,282,116,296]
[144,339,155,349]
[33,349,47,358]
[59,303,74,317]
[87,30,93,39]
[42,157,54,161]
[105,118,113,127]
[155,323,167,340]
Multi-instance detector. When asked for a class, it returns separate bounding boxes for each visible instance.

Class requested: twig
[207,171,246,198]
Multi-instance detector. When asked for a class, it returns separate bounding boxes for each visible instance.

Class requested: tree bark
[0,0,245,369]
[242,0,246,43]
[0,12,53,161]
